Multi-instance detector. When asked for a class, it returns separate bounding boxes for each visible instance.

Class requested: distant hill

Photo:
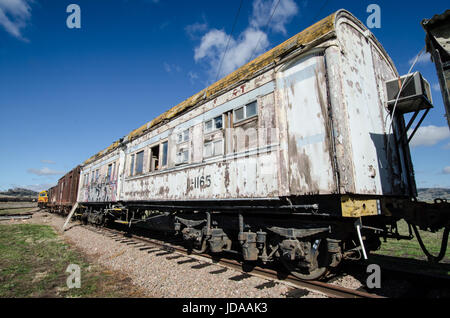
[417,188,450,202]
[0,188,39,200]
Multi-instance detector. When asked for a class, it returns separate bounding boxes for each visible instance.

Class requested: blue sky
[0,0,449,192]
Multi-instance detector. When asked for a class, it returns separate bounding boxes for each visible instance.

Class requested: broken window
[150,145,159,172]
[107,164,112,180]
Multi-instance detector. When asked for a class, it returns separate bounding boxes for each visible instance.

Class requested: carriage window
[135,150,144,175]
[177,129,189,144]
[234,101,258,123]
[246,101,257,118]
[204,139,223,158]
[161,141,168,167]
[204,120,213,132]
[205,115,223,133]
[130,154,135,176]
[107,164,112,179]
[150,145,159,172]
[176,148,189,164]
[234,107,244,122]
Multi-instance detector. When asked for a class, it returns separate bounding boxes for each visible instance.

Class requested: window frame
[204,115,223,134]
[176,147,189,165]
[160,140,169,168]
[233,100,258,124]
[135,150,145,175]
[130,153,135,177]
[177,129,190,144]
[203,138,224,159]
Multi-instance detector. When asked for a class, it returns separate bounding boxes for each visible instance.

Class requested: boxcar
[48,166,81,214]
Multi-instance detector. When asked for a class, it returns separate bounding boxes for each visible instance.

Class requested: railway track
[82,223,383,299]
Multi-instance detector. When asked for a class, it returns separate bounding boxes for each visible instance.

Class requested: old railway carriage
[74,10,431,279]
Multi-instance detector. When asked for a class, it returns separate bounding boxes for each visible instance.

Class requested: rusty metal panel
[52,166,80,209]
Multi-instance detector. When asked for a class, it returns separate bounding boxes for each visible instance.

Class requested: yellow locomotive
[37,190,48,208]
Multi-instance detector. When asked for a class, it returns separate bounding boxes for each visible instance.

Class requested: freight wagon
[47,166,81,214]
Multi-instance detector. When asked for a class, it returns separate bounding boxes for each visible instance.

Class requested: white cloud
[409,125,450,147]
[250,0,298,35]
[409,52,431,66]
[0,0,32,40]
[27,167,65,176]
[194,27,269,79]
[443,166,450,175]
[192,0,298,80]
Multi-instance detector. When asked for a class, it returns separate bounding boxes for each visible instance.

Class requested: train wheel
[280,238,329,280]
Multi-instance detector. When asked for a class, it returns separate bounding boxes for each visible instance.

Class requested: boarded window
[136,150,144,175]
